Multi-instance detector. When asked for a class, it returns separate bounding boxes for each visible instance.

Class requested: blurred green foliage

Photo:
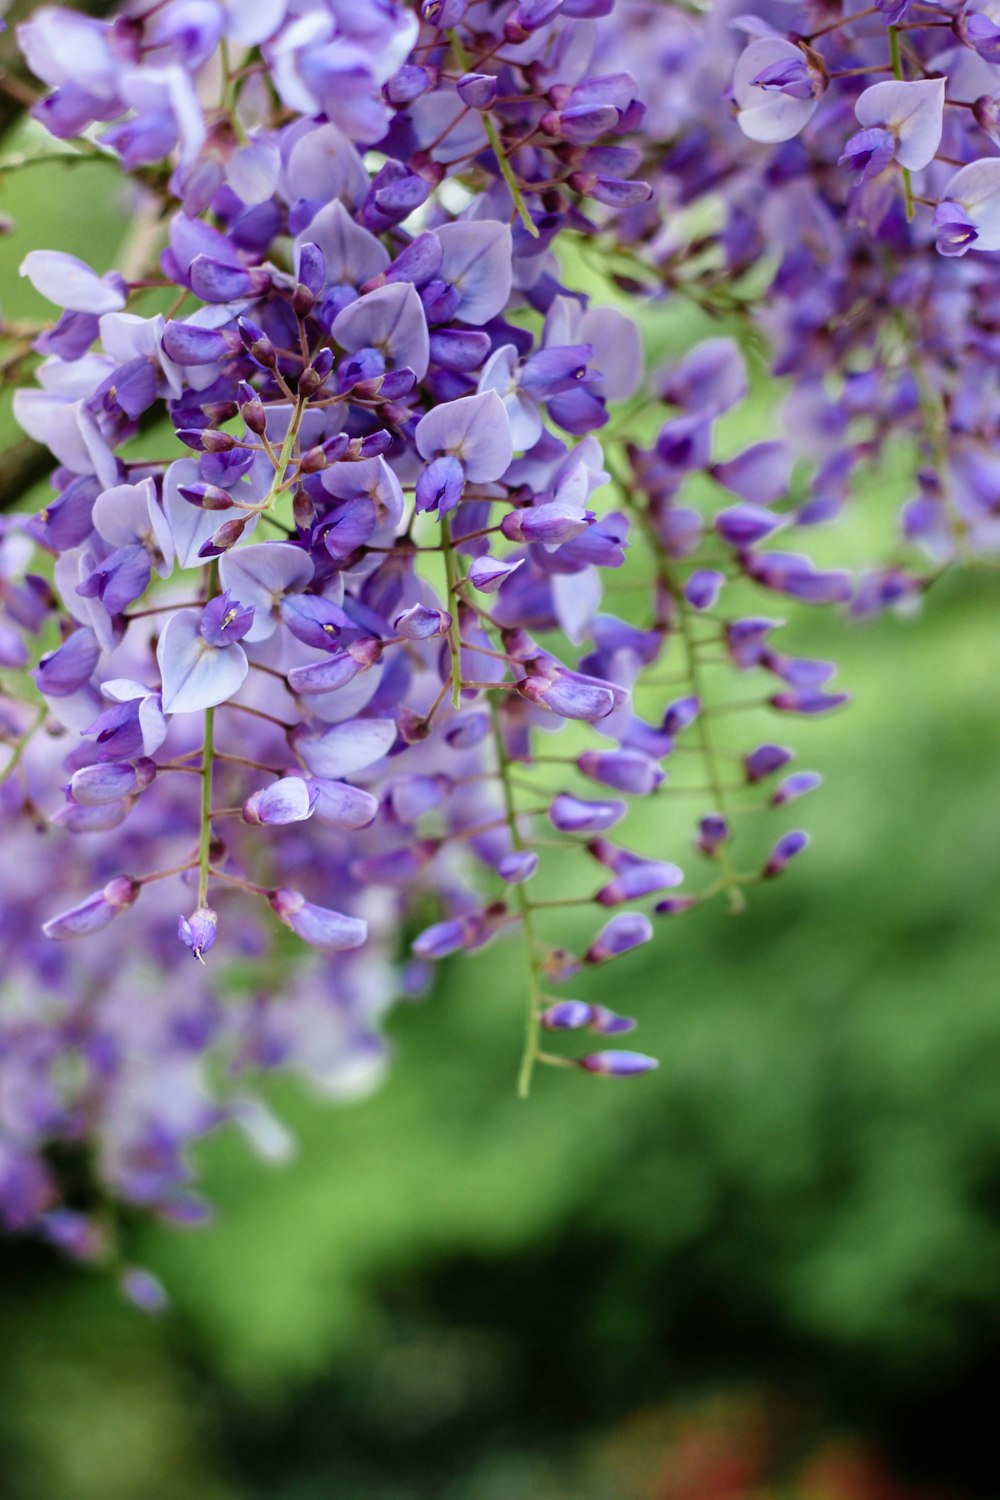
[2,143,1000,1500]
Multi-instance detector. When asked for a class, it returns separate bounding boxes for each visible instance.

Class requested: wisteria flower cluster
[0,0,988,1297]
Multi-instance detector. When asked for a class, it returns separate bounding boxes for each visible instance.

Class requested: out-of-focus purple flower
[269,889,367,952]
[577,1050,659,1076]
[764,830,810,877]
[43,876,140,940]
[585,912,653,963]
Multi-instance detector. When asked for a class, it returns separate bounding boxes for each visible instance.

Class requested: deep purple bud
[589,1005,637,1035]
[540,1001,594,1030]
[577,1050,659,1077]
[293,243,326,315]
[662,696,700,736]
[299,347,334,399]
[653,896,699,916]
[393,603,452,640]
[764,829,809,877]
[198,516,250,557]
[237,381,267,435]
[238,317,277,369]
[43,875,140,939]
[696,814,730,856]
[457,72,498,109]
[744,743,793,782]
[189,254,268,303]
[178,906,218,962]
[161,322,235,366]
[176,427,237,454]
[178,482,236,511]
[684,570,724,611]
[715,503,782,548]
[411,917,466,959]
[771,770,821,805]
[498,850,538,884]
[577,749,664,795]
[585,912,653,963]
[201,592,254,646]
[550,793,626,833]
[269,888,367,951]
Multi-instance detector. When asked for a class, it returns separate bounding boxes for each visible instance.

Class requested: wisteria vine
[0,0,994,1300]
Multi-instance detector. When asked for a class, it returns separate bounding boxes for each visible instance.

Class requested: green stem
[888,26,914,221]
[260,402,303,512]
[448,29,539,238]
[0,705,45,789]
[197,705,215,909]
[489,698,544,1098]
[671,583,747,914]
[441,513,465,708]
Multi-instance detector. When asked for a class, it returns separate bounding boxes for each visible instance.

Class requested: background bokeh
[3,137,999,1500]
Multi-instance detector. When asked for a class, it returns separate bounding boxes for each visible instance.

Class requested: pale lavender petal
[20,251,125,314]
[332,282,429,378]
[156,609,249,714]
[415,389,512,482]
[435,221,513,325]
[855,77,945,171]
[290,718,397,777]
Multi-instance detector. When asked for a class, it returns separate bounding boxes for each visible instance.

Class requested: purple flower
[764,830,810,877]
[577,749,664,795]
[269,889,367,952]
[684,569,724,610]
[577,1050,659,1077]
[200,593,255,647]
[549,793,626,833]
[744,744,793,782]
[541,1001,594,1030]
[585,912,653,963]
[771,771,822,805]
[243,778,318,826]
[393,603,452,640]
[43,876,140,940]
[178,906,218,962]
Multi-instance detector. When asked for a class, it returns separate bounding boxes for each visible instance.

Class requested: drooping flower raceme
[0,0,988,1283]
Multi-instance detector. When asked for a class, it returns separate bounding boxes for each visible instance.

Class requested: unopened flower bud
[43,875,140,939]
[178,906,218,962]
[764,830,810,877]
[577,1050,659,1077]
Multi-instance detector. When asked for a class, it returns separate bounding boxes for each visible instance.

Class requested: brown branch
[0,437,54,512]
